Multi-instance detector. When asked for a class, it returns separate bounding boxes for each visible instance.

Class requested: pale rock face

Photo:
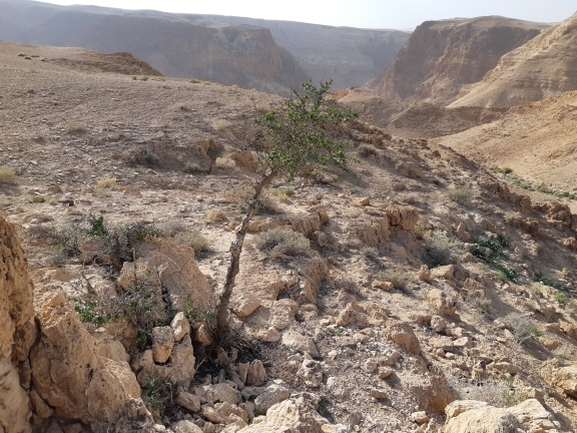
[444,399,558,433]
[368,16,547,105]
[118,239,212,311]
[0,217,35,433]
[386,323,421,356]
[173,420,203,433]
[29,294,141,425]
[254,383,291,413]
[151,326,175,363]
[170,312,191,342]
[236,393,329,433]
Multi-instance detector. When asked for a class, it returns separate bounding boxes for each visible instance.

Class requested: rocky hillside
[366,16,548,105]
[450,12,577,108]
[2,40,577,433]
[0,0,409,93]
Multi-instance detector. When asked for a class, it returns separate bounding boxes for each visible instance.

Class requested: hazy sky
[38,0,576,29]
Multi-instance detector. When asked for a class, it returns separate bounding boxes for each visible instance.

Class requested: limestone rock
[431,266,455,281]
[30,294,141,425]
[236,393,329,433]
[118,239,212,311]
[281,330,319,357]
[297,355,323,388]
[95,339,130,363]
[152,326,175,363]
[171,312,191,342]
[444,399,558,433]
[176,391,201,413]
[542,361,577,397]
[427,289,456,316]
[254,383,291,414]
[239,360,268,386]
[112,398,156,433]
[173,420,203,433]
[386,323,421,356]
[0,216,36,433]
[231,296,261,319]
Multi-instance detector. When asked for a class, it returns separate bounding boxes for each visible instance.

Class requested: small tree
[214,80,358,344]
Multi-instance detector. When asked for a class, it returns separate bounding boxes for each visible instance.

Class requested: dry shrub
[253,228,310,259]
[449,188,473,205]
[0,166,15,183]
[66,122,87,134]
[270,187,295,202]
[205,210,227,224]
[174,230,211,256]
[377,269,417,290]
[96,177,117,189]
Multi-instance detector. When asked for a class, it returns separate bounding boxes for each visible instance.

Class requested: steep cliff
[366,16,548,105]
[0,0,409,92]
[176,14,410,90]
[450,12,577,108]
[0,0,308,95]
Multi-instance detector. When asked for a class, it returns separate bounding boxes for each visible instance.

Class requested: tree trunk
[214,172,276,345]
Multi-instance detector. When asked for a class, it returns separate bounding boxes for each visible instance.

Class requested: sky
[36,0,576,29]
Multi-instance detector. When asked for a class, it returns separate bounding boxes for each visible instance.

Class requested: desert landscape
[1,2,577,433]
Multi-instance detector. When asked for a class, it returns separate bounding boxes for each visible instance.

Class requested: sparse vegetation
[205,210,227,224]
[96,177,117,189]
[270,187,295,202]
[508,314,543,344]
[214,80,358,343]
[554,291,569,306]
[0,165,15,183]
[449,188,473,204]
[174,230,211,256]
[253,228,310,259]
[188,78,201,83]
[377,269,416,291]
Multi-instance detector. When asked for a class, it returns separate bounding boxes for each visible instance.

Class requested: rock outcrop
[450,12,577,108]
[444,399,559,433]
[0,217,35,433]
[367,16,547,105]
[29,294,141,427]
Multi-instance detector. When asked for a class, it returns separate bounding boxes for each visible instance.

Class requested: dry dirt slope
[1,41,577,433]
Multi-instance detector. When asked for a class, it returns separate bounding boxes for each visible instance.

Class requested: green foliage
[554,291,569,306]
[143,373,176,420]
[472,235,518,281]
[254,80,358,180]
[535,272,563,290]
[253,228,310,259]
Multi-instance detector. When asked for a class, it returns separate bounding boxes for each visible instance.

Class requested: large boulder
[118,239,212,311]
[444,399,558,433]
[0,217,36,433]
[29,294,141,426]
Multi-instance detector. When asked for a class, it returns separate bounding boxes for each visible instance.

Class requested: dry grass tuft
[96,177,117,189]
[0,166,15,183]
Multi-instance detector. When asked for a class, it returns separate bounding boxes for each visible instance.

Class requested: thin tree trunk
[214,172,276,345]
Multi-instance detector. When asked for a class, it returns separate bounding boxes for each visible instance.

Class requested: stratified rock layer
[367,16,547,105]
[0,216,35,433]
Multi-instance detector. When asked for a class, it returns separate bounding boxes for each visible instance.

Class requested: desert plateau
[1,2,577,433]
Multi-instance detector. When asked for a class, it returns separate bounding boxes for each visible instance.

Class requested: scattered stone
[151,326,175,363]
[254,382,291,413]
[297,355,323,388]
[386,323,421,356]
[171,312,191,341]
[372,280,394,291]
[430,315,447,333]
[176,391,201,413]
[427,289,456,316]
[378,366,394,379]
[173,420,203,433]
[410,411,430,424]
[281,330,319,357]
[370,388,388,400]
[417,265,432,283]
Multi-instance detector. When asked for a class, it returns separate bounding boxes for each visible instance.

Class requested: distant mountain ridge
[366,16,549,105]
[0,0,409,94]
